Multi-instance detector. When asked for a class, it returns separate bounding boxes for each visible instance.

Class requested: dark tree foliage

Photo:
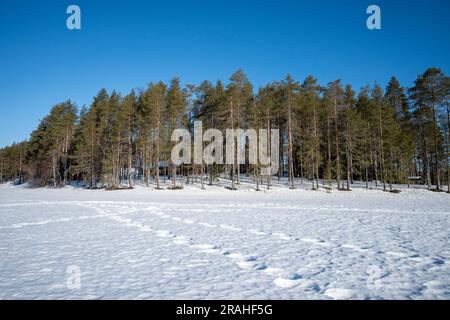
[1,68,448,192]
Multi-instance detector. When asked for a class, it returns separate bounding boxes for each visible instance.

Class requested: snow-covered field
[0,180,449,300]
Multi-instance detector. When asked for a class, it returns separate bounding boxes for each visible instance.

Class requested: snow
[0,179,449,299]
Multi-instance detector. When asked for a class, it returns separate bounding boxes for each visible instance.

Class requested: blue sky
[0,0,449,147]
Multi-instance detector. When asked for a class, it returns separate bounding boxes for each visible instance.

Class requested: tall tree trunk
[446,98,450,193]
[349,135,354,184]
[63,127,69,185]
[364,124,369,189]
[266,115,272,189]
[345,108,351,190]
[388,151,394,191]
[142,141,148,186]
[346,145,351,190]
[287,87,295,189]
[420,114,432,189]
[18,150,23,184]
[0,156,3,183]
[209,165,213,185]
[230,98,236,190]
[90,128,95,188]
[127,114,133,188]
[116,133,121,188]
[312,101,319,189]
[431,99,441,190]
[155,98,161,189]
[236,99,241,185]
[172,164,177,188]
[326,114,332,187]
[334,98,341,189]
[378,109,387,191]
[374,151,379,188]
[52,150,57,188]
[200,164,205,190]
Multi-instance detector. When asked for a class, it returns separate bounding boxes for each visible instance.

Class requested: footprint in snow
[198,222,217,228]
[237,260,267,270]
[386,251,411,258]
[228,253,258,262]
[191,244,220,254]
[342,244,367,252]
[424,280,449,291]
[155,230,174,238]
[274,273,302,289]
[324,288,356,300]
[248,229,267,236]
[220,224,242,231]
[263,267,285,277]
[272,233,291,240]
[172,236,190,245]
[34,221,50,225]
[191,244,217,250]
[300,238,320,243]
[298,280,321,292]
[224,253,267,271]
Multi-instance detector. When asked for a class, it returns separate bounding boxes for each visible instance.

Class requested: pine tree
[343,84,356,190]
[324,80,344,189]
[166,78,186,189]
[194,80,223,186]
[2,68,448,192]
[119,91,137,188]
[282,75,299,189]
[26,101,77,187]
[299,76,321,189]
[148,82,167,189]
[385,77,414,186]
[226,70,253,187]
[410,68,447,190]
[443,76,450,193]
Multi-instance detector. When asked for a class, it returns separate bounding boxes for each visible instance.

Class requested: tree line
[0,68,449,192]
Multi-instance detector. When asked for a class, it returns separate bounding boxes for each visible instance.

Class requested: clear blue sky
[0,0,449,147]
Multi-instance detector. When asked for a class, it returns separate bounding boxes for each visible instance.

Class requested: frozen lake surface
[0,180,449,299]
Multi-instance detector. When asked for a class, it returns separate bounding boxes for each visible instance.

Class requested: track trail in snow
[78,202,307,291]
[75,201,448,266]
[74,201,448,295]
[1,200,446,291]
[1,183,449,300]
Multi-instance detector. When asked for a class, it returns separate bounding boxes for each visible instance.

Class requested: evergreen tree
[1,67,448,192]
[166,78,186,189]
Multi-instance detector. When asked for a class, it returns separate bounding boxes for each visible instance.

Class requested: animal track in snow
[273,273,302,289]
[249,229,267,236]
[324,288,356,300]
[155,230,174,238]
[88,204,295,289]
[264,267,285,277]
[300,238,320,243]
[272,232,292,240]
[220,224,242,231]
[198,222,216,228]
[74,201,447,297]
